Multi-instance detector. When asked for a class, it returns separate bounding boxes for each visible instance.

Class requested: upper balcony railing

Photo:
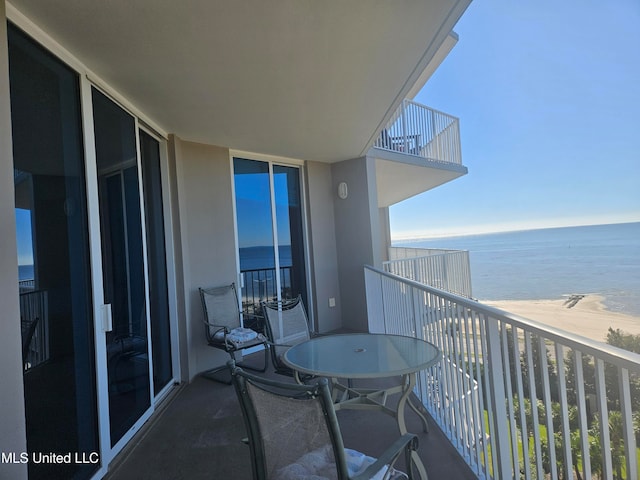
[373,99,462,166]
[385,247,472,299]
[365,265,640,480]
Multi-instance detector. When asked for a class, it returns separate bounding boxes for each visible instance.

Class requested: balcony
[374,99,462,166]
[385,247,473,299]
[365,266,640,480]
[370,100,468,207]
[106,258,639,479]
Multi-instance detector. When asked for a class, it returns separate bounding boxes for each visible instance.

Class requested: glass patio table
[283,333,440,479]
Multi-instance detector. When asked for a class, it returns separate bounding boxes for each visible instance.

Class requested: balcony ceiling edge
[404,31,459,101]
[374,156,468,208]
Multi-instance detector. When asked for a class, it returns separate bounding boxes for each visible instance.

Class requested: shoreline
[482,294,640,344]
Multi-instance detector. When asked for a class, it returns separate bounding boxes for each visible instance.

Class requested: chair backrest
[199,283,241,342]
[261,296,311,368]
[21,316,40,365]
[230,363,349,480]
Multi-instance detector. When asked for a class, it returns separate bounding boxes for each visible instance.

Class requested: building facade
[0,1,470,478]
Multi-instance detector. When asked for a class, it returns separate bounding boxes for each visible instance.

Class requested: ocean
[239,245,292,271]
[18,223,639,316]
[396,222,640,317]
[18,264,34,281]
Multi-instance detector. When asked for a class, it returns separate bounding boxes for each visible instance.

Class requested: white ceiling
[8,0,470,163]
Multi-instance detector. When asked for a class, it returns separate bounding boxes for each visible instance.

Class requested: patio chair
[21,316,40,370]
[260,295,313,377]
[200,283,268,383]
[229,362,420,480]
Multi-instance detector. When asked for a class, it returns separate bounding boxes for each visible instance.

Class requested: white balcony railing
[373,99,462,165]
[385,247,472,299]
[365,266,640,480]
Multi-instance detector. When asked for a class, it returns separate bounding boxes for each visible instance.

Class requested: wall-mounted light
[337,182,348,200]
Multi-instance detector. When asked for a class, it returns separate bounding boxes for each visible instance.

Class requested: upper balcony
[369,99,468,207]
[374,99,462,165]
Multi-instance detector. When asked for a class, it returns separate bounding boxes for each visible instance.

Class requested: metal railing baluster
[364,265,640,480]
[372,100,461,165]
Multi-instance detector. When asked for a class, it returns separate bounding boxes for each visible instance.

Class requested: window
[233,158,307,316]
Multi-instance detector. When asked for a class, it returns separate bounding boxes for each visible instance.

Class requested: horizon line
[391,219,640,243]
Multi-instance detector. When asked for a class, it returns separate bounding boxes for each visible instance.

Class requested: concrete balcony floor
[105,353,477,480]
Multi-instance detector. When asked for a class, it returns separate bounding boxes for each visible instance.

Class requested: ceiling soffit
[8,0,471,163]
[375,157,468,207]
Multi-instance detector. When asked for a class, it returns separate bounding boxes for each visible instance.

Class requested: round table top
[282,333,440,378]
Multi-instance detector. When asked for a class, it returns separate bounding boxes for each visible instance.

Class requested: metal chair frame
[260,295,313,377]
[199,283,268,383]
[229,362,420,480]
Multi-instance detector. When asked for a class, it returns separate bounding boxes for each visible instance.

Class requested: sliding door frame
[8,7,179,477]
[82,81,155,467]
[85,86,182,465]
[138,123,181,403]
[229,150,315,331]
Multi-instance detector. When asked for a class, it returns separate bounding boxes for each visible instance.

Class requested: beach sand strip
[483,294,640,344]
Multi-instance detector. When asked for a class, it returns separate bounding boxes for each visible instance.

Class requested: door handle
[102,304,113,332]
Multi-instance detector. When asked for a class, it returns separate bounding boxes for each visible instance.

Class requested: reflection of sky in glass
[274,173,291,247]
[235,172,274,248]
[15,208,33,265]
[235,172,291,248]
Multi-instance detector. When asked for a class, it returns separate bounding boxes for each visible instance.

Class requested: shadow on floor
[106,354,477,479]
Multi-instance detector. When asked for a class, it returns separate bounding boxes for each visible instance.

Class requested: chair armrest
[351,433,418,480]
[203,321,229,344]
[203,321,228,335]
[265,339,294,349]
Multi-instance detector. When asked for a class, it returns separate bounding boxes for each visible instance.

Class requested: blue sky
[235,171,292,248]
[390,0,640,240]
[15,209,33,265]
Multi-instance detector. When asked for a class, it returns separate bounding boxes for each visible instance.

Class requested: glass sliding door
[92,88,151,446]
[233,158,307,317]
[9,24,99,480]
[140,130,173,395]
[234,158,276,316]
[273,165,307,308]
[9,22,175,477]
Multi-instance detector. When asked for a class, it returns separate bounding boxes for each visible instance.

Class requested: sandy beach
[483,295,640,344]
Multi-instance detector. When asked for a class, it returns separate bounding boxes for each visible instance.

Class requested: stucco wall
[0,3,28,477]
[169,141,352,375]
[172,137,239,380]
[331,156,381,332]
[304,161,342,333]
[379,206,392,263]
